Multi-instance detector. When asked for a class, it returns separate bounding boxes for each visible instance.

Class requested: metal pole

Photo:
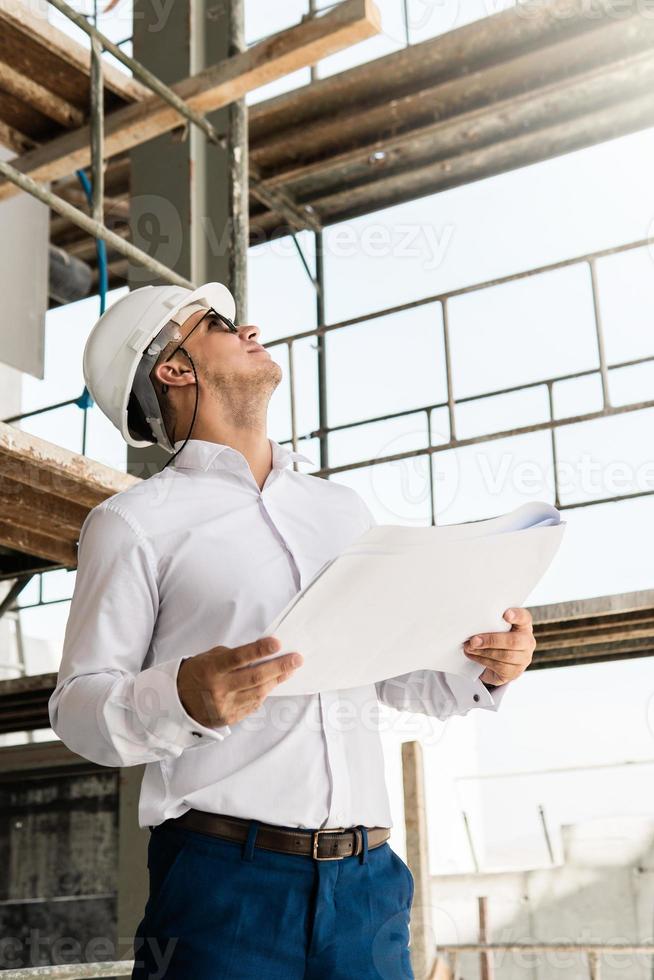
[308,0,319,81]
[461,811,479,872]
[228,0,248,319]
[538,803,556,865]
[588,258,611,410]
[0,157,193,289]
[426,407,436,526]
[478,897,495,980]
[402,0,411,45]
[441,299,457,442]
[90,36,105,227]
[546,382,561,510]
[315,229,329,472]
[288,339,299,459]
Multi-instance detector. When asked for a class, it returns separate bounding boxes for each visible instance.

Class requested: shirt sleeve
[48,503,231,768]
[351,491,515,718]
[375,669,512,718]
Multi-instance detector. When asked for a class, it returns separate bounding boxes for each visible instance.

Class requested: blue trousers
[131,820,415,980]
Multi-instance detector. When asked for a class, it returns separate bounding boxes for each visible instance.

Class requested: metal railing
[0,964,133,979]
[441,943,654,980]
[271,234,654,524]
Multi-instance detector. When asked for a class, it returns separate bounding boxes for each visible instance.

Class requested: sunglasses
[164,307,238,363]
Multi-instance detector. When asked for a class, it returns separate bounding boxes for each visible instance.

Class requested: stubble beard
[200,357,283,428]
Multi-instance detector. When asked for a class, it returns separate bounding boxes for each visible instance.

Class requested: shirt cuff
[133,656,232,748]
[445,672,511,713]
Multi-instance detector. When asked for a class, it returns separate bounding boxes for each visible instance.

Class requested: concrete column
[403,739,437,980]
[119,0,248,943]
[127,0,248,478]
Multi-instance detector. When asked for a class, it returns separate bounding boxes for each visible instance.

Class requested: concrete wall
[0,765,119,972]
[428,816,654,979]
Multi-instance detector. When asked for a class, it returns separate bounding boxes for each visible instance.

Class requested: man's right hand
[176,636,303,728]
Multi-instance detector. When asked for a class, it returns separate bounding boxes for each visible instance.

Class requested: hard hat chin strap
[131,318,183,454]
[161,345,200,470]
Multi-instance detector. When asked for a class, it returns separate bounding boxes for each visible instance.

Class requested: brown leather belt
[159,808,391,861]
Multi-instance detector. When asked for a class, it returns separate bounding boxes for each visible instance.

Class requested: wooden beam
[0,422,138,507]
[249,0,622,143]
[0,58,84,128]
[306,84,654,223]
[0,116,34,153]
[255,12,654,187]
[0,738,98,774]
[265,53,654,212]
[0,519,76,567]
[402,740,436,980]
[0,477,89,538]
[0,0,149,104]
[0,0,381,202]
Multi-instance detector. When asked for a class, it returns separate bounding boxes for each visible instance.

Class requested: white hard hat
[83,281,236,452]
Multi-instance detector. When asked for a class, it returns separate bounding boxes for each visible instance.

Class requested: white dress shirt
[49,438,509,830]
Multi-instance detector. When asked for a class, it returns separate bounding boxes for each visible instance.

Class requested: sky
[3,0,654,874]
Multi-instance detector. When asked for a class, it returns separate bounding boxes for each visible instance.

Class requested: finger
[233,671,295,719]
[220,636,282,672]
[464,644,526,664]
[465,631,522,651]
[230,652,303,692]
[504,607,533,630]
[237,671,294,707]
[464,651,524,669]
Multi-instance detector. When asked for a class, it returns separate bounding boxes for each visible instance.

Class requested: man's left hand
[463,607,536,686]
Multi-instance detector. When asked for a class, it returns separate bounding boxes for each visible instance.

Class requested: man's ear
[153,358,195,389]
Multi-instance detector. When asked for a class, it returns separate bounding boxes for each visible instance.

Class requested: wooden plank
[0,116,33,153]
[0,738,100,774]
[271,56,654,210]
[0,0,381,202]
[0,0,149,105]
[0,422,138,507]
[402,740,436,980]
[306,85,654,223]
[0,58,84,128]
[255,14,654,188]
[0,519,76,567]
[530,589,654,623]
[0,477,89,537]
[249,0,623,143]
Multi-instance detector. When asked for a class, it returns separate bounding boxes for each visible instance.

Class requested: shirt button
[473,694,480,702]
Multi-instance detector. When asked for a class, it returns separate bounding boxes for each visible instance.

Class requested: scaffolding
[2,2,654,978]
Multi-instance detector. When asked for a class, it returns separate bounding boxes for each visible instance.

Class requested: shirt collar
[171,438,312,473]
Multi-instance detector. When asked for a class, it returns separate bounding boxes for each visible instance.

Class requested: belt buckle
[312,827,346,861]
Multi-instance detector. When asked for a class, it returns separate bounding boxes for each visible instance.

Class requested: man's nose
[238,324,261,342]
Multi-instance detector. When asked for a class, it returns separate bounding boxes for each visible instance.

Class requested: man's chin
[259,359,283,385]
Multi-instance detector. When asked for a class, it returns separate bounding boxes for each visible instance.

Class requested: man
[49,281,536,980]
